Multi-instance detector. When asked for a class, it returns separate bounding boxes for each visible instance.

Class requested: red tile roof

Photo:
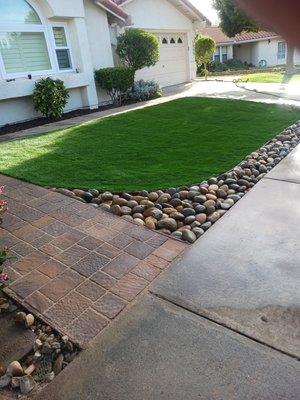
[200,26,279,44]
[96,0,128,20]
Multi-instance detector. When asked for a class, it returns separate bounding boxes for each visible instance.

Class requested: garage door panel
[135,32,188,87]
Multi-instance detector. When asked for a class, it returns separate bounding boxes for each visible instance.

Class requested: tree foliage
[116,28,160,71]
[213,0,259,37]
[195,35,216,79]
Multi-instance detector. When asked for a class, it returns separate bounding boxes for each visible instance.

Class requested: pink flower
[0,273,9,282]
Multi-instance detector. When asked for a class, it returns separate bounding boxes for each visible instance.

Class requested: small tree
[33,77,69,120]
[195,35,216,80]
[116,28,160,72]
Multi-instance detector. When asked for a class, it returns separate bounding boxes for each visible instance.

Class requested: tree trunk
[204,63,207,81]
[283,44,296,83]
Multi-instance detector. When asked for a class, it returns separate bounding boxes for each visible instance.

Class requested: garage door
[135,33,189,88]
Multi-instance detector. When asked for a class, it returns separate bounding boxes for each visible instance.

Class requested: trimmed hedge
[95,66,135,105]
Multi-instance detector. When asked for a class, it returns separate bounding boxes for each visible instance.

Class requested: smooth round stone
[144,207,163,219]
[122,192,132,201]
[208,177,218,185]
[148,192,159,202]
[201,221,212,231]
[179,190,189,199]
[140,200,154,208]
[225,178,236,185]
[167,188,177,196]
[182,208,196,217]
[169,212,185,221]
[155,204,163,210]
[122,215,133,222]
[224,198,234,206]
[187,191,199,200]
[177,225,191,232]
[189,185,200,191]
[259,164,268,173]
[218,209,227,217]
[192,227,205,238]
[170,198,182,207]
[133,213,144,219]
[208,184,219,192]
[88,189,99,197]
[82,192,94,203]
[199,186,208,195]
[184,216,196,224]
[194,205,206,214]
[133,205,146,214]
[157,194,171,204]
[193,195,207,204]
[140,190,149,197]
[204,199,215,208]
[101,192,113,201]
[227,189,236,195]
[110,204,122,216]
[206,194,217,201]
[134,218,145,226]
[73,189,85,197]
[182,230,197,243]
[221,203,231,210]
[99,203,111,211]
[208,211,220,223]
[114,198,128,206]
[237,179,250,188]
[171,231,183,240]
[145,219,156,230]
[191,221,201,228]
[91,198,102,205]
[195,213,207,224]
[156,218,177,232]
[217,189,227,199]
[127,200,139,208]
[227,194,241,203]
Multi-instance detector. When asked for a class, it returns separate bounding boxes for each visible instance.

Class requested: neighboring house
[0,0,209,126]
[200,26,300,68]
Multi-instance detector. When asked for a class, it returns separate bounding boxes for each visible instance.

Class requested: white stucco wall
[233,43,252,64]
[121,0,197,82]
[0,0,102,126]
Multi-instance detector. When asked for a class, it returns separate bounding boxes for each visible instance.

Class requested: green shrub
[95,66,135,105]
[116,28,160,71]
[195,35,216,79]
[33,77,69,120]
[127,80,162,102]
[208,61,228,72]
[224,58,249,70]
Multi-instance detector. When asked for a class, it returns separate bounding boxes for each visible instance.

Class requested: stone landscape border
[54,121,300,243]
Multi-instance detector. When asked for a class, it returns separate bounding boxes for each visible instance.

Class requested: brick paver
[1,174,187,347]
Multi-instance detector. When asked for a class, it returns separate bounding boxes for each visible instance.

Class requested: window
[162,37,168,44]
[221,46,228,62]
[0,0,53,77]
[170,37,176,44]
[214,46,220,63]
[177,37,183,44]
[278,42,286,60]
[52,27,72,70]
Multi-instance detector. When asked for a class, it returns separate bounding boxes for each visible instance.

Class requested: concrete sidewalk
[33,146,300,399]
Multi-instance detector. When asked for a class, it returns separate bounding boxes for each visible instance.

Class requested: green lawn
[236,72,300,84]
[1,97,300,192]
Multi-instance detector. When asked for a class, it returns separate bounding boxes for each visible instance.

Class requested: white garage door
[135,33,189,88]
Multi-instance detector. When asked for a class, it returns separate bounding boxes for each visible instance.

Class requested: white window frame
[0,1,74,80]
[277,41,286,60]
[50,23,74,73]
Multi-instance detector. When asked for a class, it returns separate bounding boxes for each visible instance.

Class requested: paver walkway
[32,145,300,400]
[0,174,187,347]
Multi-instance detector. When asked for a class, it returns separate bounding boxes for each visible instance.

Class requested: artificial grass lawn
[236,72,300,84]
[1,97,300,192]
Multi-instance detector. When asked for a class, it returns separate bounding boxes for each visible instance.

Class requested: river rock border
[54,122,300,244]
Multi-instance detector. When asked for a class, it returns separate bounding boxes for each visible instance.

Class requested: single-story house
[200,26,300,68]
[0,0,210,127]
